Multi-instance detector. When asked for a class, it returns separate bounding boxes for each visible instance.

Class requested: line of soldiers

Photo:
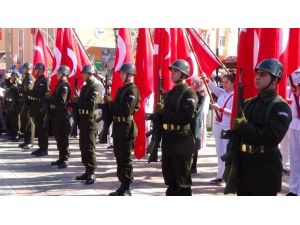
[1,58,293,196]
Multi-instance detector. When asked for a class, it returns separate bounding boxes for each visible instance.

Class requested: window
[219,36,226,47]
[19,28,23,47]
[18,50,23,65]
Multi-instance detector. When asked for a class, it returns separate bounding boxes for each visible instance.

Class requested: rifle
[146,70,163,163]
[98,66,113,144]
[70,78,80,125]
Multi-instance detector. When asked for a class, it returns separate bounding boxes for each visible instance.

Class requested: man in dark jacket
[105,63,140,196]
[158,59,198,196]
[233,58,292,196]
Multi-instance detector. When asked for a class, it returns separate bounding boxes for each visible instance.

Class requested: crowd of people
[0,57,299,196]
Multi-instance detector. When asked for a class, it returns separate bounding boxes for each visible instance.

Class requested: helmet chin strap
[262,77,276,92]
[124,73,129,84]
[175,74,186,84]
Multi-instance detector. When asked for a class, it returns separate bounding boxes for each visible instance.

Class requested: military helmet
[58,65,71,76]
[255,58,283,80]
[34,63,45,71]
[119,63,136,75]
[81,64,95,74]
[10,72,20,79]
[169,59,190,76]
[23,63,30,69]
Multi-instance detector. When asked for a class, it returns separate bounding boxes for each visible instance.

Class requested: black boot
[18,142,26,148]
[85,174,96,185]
[22,144,34,149]
[191,150,198,173]
[75,172,88,180]
[34,149,48,157]
[31,149,41,155]
[58,160,69,169]
[51,159,61,166]
[10,135,20,142]
[109,183,131,196]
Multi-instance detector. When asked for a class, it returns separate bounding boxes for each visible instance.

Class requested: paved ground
[0,132,290,196]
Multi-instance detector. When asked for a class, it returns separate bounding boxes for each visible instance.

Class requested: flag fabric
[111,28,134,99]
[286,28,300,76]
[33,29,53,78]
[230,28,260,127]
[49,28,64,93]
[153,28,173,107]
[186,28,221,77]
[59,28,92,98]
[133,28,154,159]
[256,28,289,99]
[176,28,201,84]
[231,28,291,127]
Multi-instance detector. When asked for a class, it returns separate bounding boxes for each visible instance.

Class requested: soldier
[49,65,71,169]
[5,72,21,141]
[233,58,292,196]
[18,63,35,149]
[105,63,140,196]
[157,59,198,196]
[30,63,49,157]
[75,65,100,185]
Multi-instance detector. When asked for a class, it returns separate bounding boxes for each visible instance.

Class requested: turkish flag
[153,28,173,107]
[153,28,162,107]
[257,28,289,99]
[60,28,92,98]
[111,28,134,99]
[230,28,260,127]
[286,28,300,77]
[49,28,64,93]
[33,29,53,78]
[231,28,290,127]
[176,28,201,84]
[185,28,221,77]
[133,28,154,159]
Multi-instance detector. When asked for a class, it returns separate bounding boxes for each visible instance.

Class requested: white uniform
[279,87,291,171]
[209,80,233,179]
[288,90,300,195]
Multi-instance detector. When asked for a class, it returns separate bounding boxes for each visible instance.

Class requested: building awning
[74,28,116,48]
[0,51,5,59]
[221,56,237,68]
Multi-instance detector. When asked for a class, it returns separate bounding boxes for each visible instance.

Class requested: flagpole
[191,28,230,75]
[72,28,93,63]
[184,29,215,104]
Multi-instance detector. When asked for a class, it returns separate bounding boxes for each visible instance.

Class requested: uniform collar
[258,89,277,103]
[37,75,45,80]
[173,82,188,91]
[86,77,95,85]
[124,82,134,87]
[59,77,68,83]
